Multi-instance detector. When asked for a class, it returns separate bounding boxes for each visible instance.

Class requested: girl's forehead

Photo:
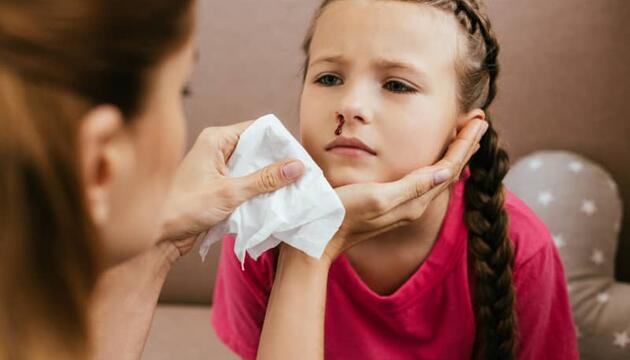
[310,0,461,72]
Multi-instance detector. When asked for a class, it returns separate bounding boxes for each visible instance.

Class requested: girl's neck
[344,186,453,296]
[379,186,452,248]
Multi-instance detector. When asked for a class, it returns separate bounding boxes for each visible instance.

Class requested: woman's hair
[0,0,193,358]
[302,1,516,359]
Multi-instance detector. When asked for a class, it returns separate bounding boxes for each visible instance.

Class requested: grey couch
[142,1,630,359]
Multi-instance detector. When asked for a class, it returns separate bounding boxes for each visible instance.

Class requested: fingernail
[433,168,451,185]
[478,121,489,138]
[281,161,304,181]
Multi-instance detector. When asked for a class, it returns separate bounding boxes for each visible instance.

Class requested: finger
[443,119,487,166]
[213,120,256,161]
[369,142,477,226]
[431,121,486,180]
[366,128,481,216]
[371,180,443,230]
[443,139,479,181]
[377,166,447,212]
[387,120,486,204]
[225,119,255,137]
[461,143,481,170]
[422,143,480,204]
[446,120,485,163]
[381,141,479,226]
[372,138,486,231]
[234,160,305,202]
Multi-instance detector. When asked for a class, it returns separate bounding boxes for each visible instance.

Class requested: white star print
[591,249,605,266]
[537,191,554,207]
[552,234,566,248]
[613,331,630,349]
[568,161,584,173]
[596,292,610,304]
[581,200,597,216]
[528,158,543,170]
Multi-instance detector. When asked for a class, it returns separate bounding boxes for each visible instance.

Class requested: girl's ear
[456,108,486,132]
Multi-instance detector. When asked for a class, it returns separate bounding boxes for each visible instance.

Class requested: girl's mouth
[325,136,377,156]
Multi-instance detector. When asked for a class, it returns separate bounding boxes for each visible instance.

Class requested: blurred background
[143,1,630,359]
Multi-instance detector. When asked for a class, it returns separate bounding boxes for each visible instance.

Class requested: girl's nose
[334,106,370,136]
[334,83,373,135]
[335,106,369,125]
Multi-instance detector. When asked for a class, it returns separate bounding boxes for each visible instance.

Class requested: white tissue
[199,114,345,267]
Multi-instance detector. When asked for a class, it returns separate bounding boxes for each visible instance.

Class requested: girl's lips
[325,136,377,156]
[328,146,375,157]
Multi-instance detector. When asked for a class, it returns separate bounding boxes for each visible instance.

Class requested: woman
[0,0,483,358]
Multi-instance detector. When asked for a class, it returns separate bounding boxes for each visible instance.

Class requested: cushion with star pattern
[505,150,629,359]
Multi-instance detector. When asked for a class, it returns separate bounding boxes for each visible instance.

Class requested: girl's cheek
[300,119,323,154]
[384,123,451,169]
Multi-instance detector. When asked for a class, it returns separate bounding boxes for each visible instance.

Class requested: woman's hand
[159,120,305,257]
[259,119,488,360]
[322,119,488,262]
[91,121,303,360]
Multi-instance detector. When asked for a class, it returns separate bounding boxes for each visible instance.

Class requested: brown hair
[302,1,516,359]
[0,0,193,358]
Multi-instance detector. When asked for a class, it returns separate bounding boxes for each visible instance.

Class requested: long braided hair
[301,1,516,358]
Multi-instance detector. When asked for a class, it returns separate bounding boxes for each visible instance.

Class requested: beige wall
[486,1,630,280]
[161,0,630,304]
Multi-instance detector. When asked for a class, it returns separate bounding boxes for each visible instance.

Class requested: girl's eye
[384,80,417,94]
[315,74,343,87]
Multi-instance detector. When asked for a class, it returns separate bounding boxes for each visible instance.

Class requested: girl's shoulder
[503,187,555,268]
[454,172,554,268]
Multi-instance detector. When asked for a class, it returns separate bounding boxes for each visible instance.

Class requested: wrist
[158,191,194,244]
[158,207,185,244]
[321,232,347,264]
[153,241,180,275]
[277,244,332,273]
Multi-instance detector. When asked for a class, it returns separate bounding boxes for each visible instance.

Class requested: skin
[80,32,194,265]
[259,118,485,359]
[84,2,486,359]
[299,0,485,295]
[258,2,488,358]
[85,15,308,359]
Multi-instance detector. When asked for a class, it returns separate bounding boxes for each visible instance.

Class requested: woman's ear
[78,105,131,227]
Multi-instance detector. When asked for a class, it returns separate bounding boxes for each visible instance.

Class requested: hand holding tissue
[199,114,345,267]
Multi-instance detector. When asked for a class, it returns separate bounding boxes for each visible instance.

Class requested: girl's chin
[323,170,386,188]
[322,165,423,187]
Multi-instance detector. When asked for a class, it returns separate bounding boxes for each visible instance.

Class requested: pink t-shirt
[211,175,579,359]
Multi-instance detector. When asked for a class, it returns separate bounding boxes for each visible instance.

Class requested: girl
[212,0,578,359]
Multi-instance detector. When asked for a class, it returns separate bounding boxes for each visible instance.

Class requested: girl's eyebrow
[374,58,429,81]
[309,54,348,67]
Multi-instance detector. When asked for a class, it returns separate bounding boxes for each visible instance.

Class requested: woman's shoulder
[503,187,555,268]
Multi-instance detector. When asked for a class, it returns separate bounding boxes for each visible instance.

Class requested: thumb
[235,160,305,202]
